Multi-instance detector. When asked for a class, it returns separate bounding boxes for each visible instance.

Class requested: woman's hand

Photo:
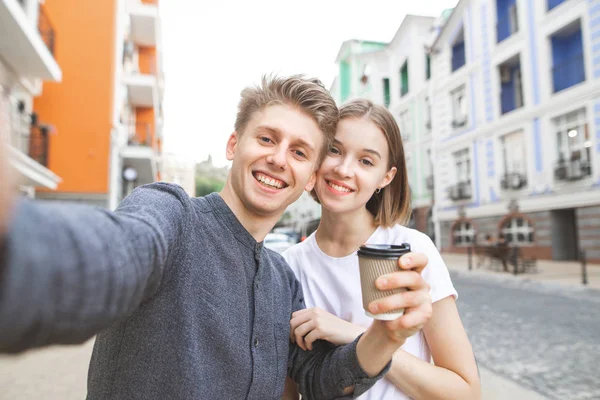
[289,307,366,351]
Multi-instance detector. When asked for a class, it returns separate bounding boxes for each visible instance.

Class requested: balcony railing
[554,159,592,181]
[128,122,156,147]
[497,6,518,43]
[37,6,56,55]
[500,172,527,190]
[451,118,467,129]
[11,125,51,168]
[552,54,585,93]
[448,181,472,201]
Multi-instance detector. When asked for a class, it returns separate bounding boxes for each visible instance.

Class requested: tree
[195,176,225,197]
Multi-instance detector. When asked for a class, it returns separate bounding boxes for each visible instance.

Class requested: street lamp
[123,167,137,197]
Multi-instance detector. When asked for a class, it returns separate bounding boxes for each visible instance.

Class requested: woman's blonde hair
[311,99,411,227]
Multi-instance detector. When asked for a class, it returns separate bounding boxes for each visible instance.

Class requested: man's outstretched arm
[0,183,190,353]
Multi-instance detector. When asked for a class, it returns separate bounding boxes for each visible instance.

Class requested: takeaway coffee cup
[357,243,411,320]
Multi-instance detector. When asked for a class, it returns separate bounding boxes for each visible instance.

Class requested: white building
[0,0,62,197]
[161,153,196,197]
[430,0,600,262]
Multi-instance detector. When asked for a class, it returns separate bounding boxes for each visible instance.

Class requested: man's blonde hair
[234,74,338,164]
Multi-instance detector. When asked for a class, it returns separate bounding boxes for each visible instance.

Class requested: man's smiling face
[225,103,325,218]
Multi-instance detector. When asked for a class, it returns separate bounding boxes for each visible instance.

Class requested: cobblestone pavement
[452,271,600,400]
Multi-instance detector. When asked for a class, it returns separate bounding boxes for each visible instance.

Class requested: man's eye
[260,137,273,144]
[329,147,340,155]
[294,150,306,158]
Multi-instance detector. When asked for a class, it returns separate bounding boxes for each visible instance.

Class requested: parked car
[263,233,296,254]
[273,227,301,243]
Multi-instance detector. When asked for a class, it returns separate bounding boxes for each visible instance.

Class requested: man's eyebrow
[333,139,381,159]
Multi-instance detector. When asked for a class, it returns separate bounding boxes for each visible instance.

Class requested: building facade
[29,0,164,208]
[326,0,600,263]
[1,0,62,197]
[431,0,600,262]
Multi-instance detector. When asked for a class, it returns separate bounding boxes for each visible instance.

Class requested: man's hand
[367,252,433,344]
[290,307,366,350]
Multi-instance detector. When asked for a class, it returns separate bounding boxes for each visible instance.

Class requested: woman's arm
[384,296,481,400]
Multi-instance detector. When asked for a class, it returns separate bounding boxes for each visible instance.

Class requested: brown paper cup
[357,244,411,321]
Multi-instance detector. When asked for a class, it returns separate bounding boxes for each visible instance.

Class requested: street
[453,271,600,400]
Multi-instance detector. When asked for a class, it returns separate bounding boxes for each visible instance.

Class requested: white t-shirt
[282,224,457,400]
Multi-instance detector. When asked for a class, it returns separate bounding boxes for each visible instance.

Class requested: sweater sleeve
[0,182,190,353]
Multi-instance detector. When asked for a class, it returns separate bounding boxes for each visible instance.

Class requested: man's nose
[266,146,287,170]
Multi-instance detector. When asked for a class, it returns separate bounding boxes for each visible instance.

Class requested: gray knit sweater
[0,183,387,399]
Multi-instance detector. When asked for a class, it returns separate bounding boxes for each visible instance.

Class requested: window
[382,78,390,108]
[499,56,523,114]
[453,221,475,246]
[551,22,585,93]
[497,0,519,43]
[399,109,411,141]
[501,217,534,245]
[501,131,527,190]
[554,108,592,179]
[451,28,466,72]
[400,61,409,96]
[455,148,471,182]
[451,85,468,128]
[548,0,567,11]
[424,96,432,131]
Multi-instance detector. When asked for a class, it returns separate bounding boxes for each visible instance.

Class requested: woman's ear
[378,166,397,190]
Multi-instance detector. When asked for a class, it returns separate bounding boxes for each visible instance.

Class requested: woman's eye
[360,159,374,166]
[329,147,340,155]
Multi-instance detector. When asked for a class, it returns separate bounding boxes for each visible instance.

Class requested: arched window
[453,220,475,247]
[500,217,534,245]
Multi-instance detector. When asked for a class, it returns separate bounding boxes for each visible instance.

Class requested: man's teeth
[256,174,284,189]
[328,181,351,193]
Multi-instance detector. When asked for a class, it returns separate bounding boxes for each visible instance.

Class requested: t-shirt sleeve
[410,232,458,303]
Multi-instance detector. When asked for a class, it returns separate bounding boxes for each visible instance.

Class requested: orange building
[33,0,163,207]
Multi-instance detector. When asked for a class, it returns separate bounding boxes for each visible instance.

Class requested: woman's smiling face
[314,117,396,214]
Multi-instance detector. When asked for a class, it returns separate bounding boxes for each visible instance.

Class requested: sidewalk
[441,252,600,291]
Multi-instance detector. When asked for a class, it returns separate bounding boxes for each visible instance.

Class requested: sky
[160,0,458,167]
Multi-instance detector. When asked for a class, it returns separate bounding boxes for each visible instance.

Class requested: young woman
[282,99,480,400]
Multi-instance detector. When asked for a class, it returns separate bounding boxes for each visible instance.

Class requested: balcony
[500,172,527,190]
[121,122,159,185]
[552,54,585,93]
[123,51,158,107]
[128,0,158,46]
[8,124,60,189]
[448,181,472,201]
[0,0,61,80]
[554,159,592,181]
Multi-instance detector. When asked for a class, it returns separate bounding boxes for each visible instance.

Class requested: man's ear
[304,171,317,192]
[378,166,397,190]
[226,132,238,161]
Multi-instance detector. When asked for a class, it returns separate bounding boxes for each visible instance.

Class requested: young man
[0,75,432,399]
